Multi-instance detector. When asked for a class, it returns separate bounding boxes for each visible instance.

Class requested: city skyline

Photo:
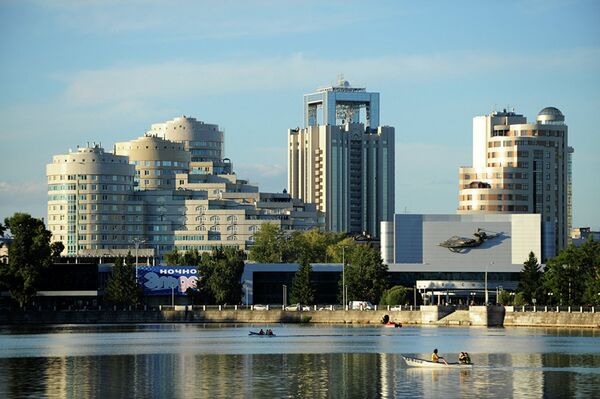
[1,1,599,229]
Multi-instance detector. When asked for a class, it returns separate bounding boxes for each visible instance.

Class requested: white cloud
[0,180,46,194]
[59,48,600,107]
[0,180,47,220]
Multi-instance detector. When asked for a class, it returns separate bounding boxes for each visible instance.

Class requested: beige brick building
[458,107,573,258]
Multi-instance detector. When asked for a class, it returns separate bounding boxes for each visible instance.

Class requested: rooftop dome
[536,106,564,124]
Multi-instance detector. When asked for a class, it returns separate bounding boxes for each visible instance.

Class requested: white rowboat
[402,356,473,368]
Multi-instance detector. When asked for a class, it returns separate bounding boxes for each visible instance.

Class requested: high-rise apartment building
[47,116,322,260]
[46,145,144,257]
[458,107,573,258]
[288,78,395,236]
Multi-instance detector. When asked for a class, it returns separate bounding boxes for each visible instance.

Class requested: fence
[507,305,597,313]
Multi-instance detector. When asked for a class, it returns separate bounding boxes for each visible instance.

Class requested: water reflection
[1,326,600,398]
[2,351,600,398]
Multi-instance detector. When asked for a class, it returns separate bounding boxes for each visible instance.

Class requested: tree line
[248,224,391,305]
[504,238,600,306]
[5,212,596,308]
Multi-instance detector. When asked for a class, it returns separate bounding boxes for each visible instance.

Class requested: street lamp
[341,246,348,308]
[130,237,147,280]
[282,284,287,307]
[485,261,493,305]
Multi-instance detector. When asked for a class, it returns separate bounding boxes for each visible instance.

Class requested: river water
[0,324,599,398]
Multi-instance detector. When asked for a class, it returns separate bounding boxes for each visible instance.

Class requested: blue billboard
[137,266,199,296]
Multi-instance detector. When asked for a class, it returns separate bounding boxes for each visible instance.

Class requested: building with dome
[47,116,322,261]
[457,107,573,259]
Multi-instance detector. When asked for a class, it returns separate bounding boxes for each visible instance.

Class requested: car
[252,304,268,310]
[318,305,334,311]
[285,304,311,311]
[349,301,374,310]
[390,305,403,311]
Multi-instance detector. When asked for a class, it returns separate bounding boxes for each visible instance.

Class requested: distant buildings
[571,227,600,247]
[288,77,395,237]
[458,107,573,259]
[47,116,321,260]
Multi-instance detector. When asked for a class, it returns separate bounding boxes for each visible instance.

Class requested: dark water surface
[0,324,599,398]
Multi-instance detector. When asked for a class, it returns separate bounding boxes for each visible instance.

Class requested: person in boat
[259,329,265,335]
[458,352,471,364]
[431,349,446,363]
[267,329,273,336]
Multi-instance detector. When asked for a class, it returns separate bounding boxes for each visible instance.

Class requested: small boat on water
[249,331,276,337]
[383,323,402,328]
[402,356,473,368]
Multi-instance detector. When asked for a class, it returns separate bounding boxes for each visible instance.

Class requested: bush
[513,292,526,306]
[497,290,513,306]
[380,285,411,306]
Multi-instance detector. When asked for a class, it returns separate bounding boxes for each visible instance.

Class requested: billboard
[136,266,198,296]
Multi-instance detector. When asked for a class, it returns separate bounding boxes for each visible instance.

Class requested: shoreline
[1,307,598,328]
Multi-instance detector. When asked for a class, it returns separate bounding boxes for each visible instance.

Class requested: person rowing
[431,349,448,365]
[458,352,471,364]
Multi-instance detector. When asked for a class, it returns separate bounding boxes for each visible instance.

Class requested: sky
[1,0,599,229]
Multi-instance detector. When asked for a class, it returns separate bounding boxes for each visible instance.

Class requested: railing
[507,305,596,313]
[5,304,430,312]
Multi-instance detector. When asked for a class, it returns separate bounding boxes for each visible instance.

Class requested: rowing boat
[402,356,473,368]
[249,331,276,337]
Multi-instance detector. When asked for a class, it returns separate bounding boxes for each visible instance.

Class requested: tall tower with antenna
[288,78,395,237]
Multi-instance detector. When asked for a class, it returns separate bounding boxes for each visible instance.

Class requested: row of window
[49,175,132,182]
[459,205,529,211]
[189,141,222,148]
[460,194,529,201]
[463,172,529,180]
[137,169,186,176]
[131,160,187,167]
[462,183,530,190]
[491,130,564,138]
[174,244,242,252]
[48,203,141,211]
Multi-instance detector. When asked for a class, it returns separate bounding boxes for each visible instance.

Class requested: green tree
[289,229,346,264]
[513,292,526,306]
[248,223,289,263]
[326,237,357,264]
[164,249,184,266]
[497,290,513,306]
[342,244,389,304]
[204,247,245,304]
[290,261,315,305]
[517,252,543,304]
[0,213,54,307]
[50,241,65,259]
[543,240,600,306]
[105,253,140,306]
[379,285,411,306]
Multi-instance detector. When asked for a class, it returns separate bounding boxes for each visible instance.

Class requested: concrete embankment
[504,310,600,328]
[0,309,417,325]
[1,306,598,328]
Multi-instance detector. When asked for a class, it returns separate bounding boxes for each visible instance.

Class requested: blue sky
[1,0,599,229]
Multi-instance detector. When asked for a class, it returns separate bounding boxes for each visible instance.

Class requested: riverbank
[2,305,599,328]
